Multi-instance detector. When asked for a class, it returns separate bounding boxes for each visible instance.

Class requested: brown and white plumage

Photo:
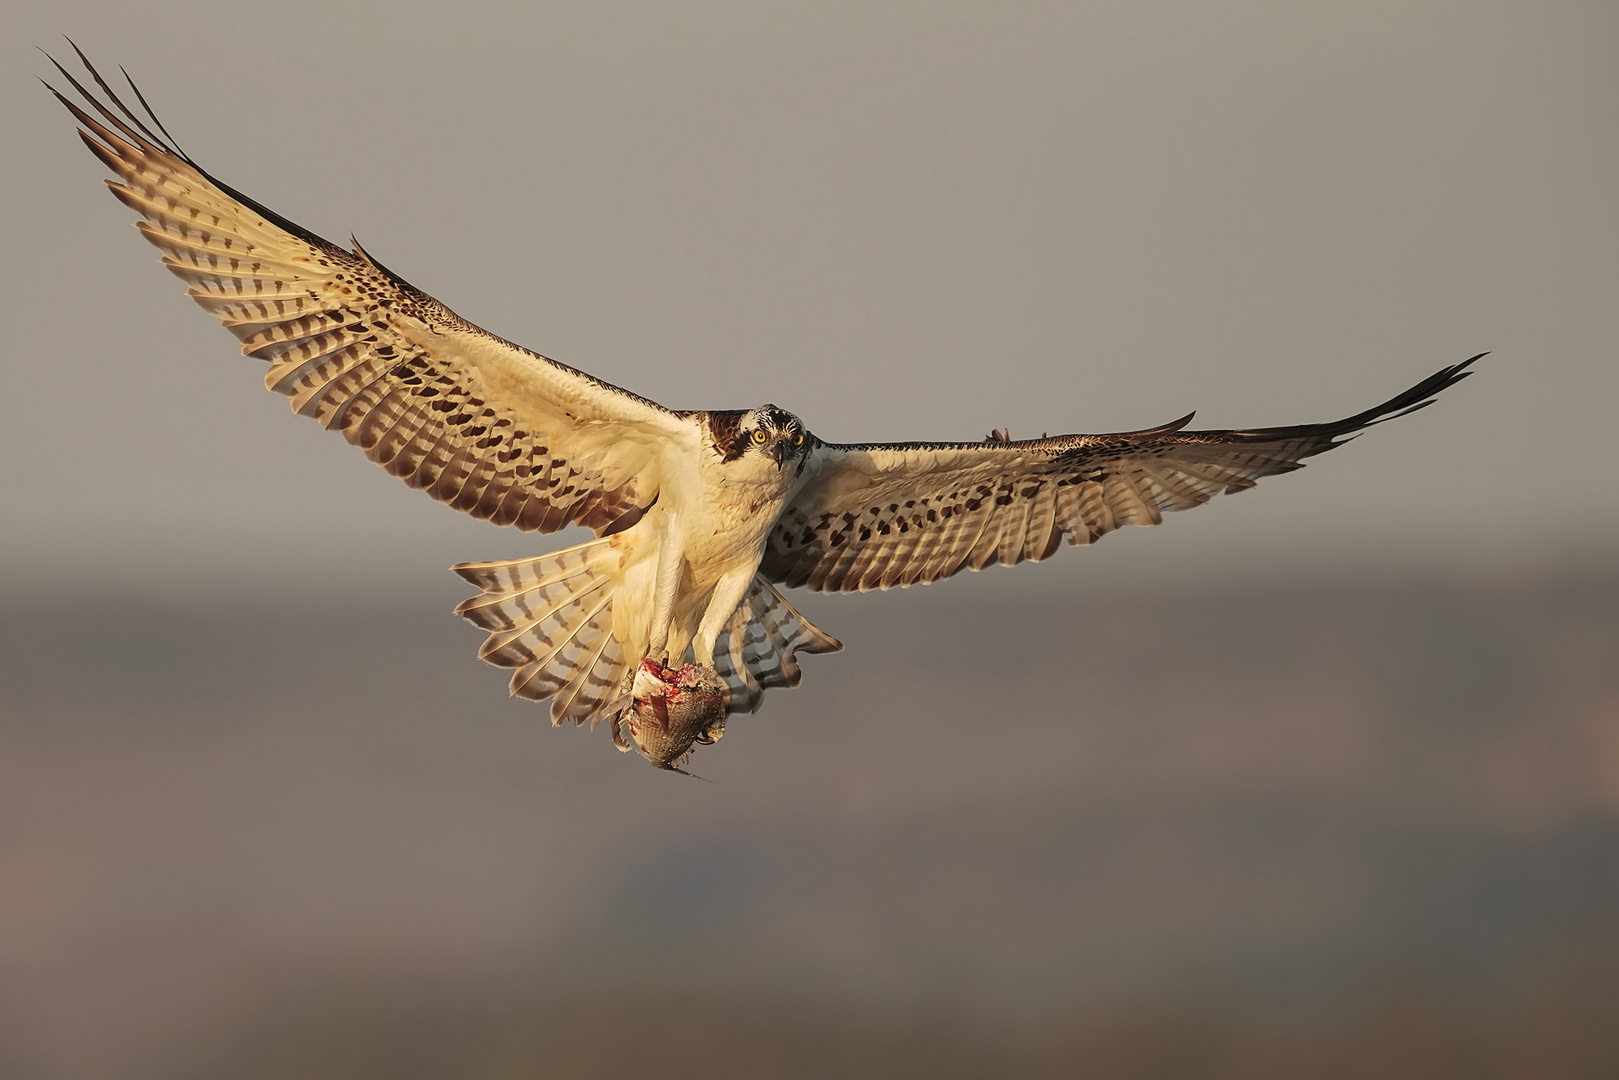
[49,48,1478,766]
[47,48,682,539]
[762,361,1478,593]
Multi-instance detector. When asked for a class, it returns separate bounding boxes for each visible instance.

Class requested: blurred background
[3,1,1616,1076]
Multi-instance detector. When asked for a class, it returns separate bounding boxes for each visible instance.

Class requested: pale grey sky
[5,0,1615,600]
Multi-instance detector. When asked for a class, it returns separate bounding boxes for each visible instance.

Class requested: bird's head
[740,404,811,469]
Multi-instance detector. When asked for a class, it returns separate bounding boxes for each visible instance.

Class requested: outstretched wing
[49,48,692,535]
[762,356,1481,592]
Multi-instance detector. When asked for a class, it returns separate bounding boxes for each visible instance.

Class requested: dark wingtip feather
[67,39,156,137]
[1348,351,1485,432]
[1226,352,1484,448]
[46,45,351,256]
[51,40,168,157]
[119,62,194,165]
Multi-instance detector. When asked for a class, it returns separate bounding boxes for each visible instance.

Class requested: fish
[611,660,730,771]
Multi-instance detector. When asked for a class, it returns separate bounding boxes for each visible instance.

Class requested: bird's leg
[643,511,685,664]
[692,565,753,669]
[608,512,686,726]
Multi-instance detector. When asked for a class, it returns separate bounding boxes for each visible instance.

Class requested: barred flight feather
[766,354,1482,592]
[48,46,690,540]
[714,581,843,716]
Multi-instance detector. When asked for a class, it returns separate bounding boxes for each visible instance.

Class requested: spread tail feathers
[454,543,841,731]
[453,538,628,726]
[713,579,843,715]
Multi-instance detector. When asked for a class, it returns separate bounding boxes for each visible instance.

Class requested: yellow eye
[793,433,804,445]
[753,429,767,443]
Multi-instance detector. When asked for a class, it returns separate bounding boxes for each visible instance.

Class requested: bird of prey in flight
[47,48,1479,768]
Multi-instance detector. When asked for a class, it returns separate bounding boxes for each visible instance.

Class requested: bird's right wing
[49,48,693,535]
[762,356,1480,592]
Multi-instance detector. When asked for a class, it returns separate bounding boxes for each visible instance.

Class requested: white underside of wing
[390,314,692,457]
[54,55,695,534]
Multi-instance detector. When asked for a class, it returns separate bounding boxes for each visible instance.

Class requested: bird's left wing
[762,357,1480,592]
[48,49,693,536]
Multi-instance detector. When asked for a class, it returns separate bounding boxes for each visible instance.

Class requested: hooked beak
[771,441,789,468]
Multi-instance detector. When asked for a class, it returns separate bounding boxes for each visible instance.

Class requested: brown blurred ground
[1,569,1615,1078]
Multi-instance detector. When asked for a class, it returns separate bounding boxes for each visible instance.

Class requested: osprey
[48,50,1479,768]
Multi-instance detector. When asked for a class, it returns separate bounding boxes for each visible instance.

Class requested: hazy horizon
[3,574,1618,1076]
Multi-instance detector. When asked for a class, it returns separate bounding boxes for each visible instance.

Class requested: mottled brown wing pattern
[763,357,1480,592]
[50,49,682,536]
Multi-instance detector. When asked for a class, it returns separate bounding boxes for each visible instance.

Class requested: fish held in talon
[616,660,729,770]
